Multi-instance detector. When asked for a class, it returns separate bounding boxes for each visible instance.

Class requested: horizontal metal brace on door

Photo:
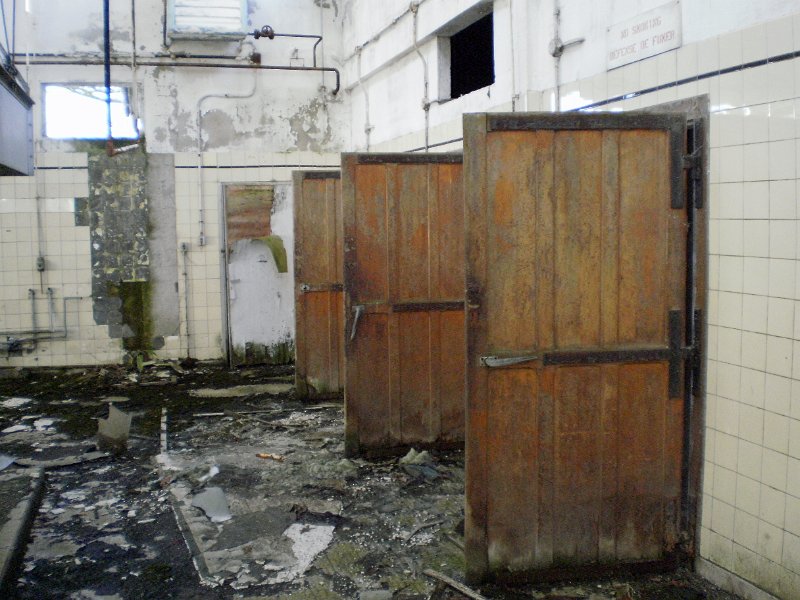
[481,347,674,368]
[346,300,464,314]
[299,283,344,293]
[393,301,464,313]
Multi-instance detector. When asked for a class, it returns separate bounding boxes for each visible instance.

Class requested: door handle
[480,354,539,367]
[349,305,364,341]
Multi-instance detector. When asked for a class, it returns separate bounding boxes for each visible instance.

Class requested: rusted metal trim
[542,347,670,366]
[299,283,344,293]
[669,309,684,398]
[392,300,464,313]
[486,112,686,133]
[348,152,463,165]
[486,553,685,585]
[299,170,341,179]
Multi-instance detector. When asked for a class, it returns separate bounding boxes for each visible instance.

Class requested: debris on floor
[97,404,132,453]
[0,364,744,600]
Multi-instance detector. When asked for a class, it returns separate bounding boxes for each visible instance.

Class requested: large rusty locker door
[464,112,702,581]
[293,171,344,398]
[342,153,465,456]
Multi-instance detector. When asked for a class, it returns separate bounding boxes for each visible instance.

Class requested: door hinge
[682,150,702,180]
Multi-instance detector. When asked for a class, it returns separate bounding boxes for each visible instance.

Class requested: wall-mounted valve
[250,25,275,40]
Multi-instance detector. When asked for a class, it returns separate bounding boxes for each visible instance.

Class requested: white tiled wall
[0,156,123,367]
[172,150,338,361]
[563,14,800,600]
[1,150,338,367]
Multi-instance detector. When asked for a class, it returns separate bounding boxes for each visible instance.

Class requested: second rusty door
[342,153,465,456]
[293,170,344,398]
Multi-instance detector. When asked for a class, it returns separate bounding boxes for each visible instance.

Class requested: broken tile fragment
[97,405,132,454]
[191,487,232,523]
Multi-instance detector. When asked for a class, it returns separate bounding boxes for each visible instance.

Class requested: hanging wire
[11,0,15,58]
[0,0,11,62]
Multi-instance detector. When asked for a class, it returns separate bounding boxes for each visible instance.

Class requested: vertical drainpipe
[181,242,192,357]
[195,70,258,247]
[356,48,371,150]
[103,0,113,151]
[509,0,518,112]
[410,2,430,152]
[553,2,561,112]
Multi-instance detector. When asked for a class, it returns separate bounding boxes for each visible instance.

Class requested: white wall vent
[168,0,247,39]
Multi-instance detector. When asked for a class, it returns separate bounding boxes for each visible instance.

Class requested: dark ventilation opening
[449,12,494,99]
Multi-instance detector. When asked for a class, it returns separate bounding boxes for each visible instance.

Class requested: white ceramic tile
[719,333,743,376]
[742,23,768,63]
[762,448,789,491]
[760,484,787,529]
[769,100,796,142]
[786,456,800,498]
[743,65,770,107]
[768,61,795,103]
[743,142,770,182]
[719,145,745,183]
[769,139,796,180]
[711,498,736,538]
[766,375,792,421]
[767,258,795,300]
[768,296,795,337]
[697,36,720,75]
[717,183,744,218]
[718,361,742,401]
[736,473,762,515]
[764,411,790,454]
[737,439,762,479]
[717,289,742,327]
[742,331,767,369]
[782,530,800,575]
[714,464,738,503]
[769,179,796,219]
[742,220,769,257]
[742,104,770,144]
[719,220,744,256]
[743,258,769,295]
[733,508,759,547]
[718,71,744,110]
[717,430,740,472]
[770,221,796,259]
[718,257,744,292]
[739,403,765,445]
[766,335,793,376]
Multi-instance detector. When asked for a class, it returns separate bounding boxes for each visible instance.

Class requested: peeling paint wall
[86,147,151,349]
[4,0,344,367]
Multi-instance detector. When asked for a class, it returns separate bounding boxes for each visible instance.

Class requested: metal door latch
[349,305,364,341]
[480,354,539,368]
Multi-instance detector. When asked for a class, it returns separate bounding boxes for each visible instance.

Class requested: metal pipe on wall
[195,67,258,247]
[18,57,341,95]
[103,0,112,144]
[410,2,430,152]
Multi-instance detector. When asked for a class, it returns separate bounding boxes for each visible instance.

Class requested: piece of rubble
[0,397,33,409]
[0,454,15,471]
[189,383,293,398]
[399,449,440,480]
[14,451,109,469]
[191,487,232,523]
[97,404,132,454]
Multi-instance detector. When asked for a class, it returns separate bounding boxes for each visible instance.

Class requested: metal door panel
[343,153,465,455]
[464,112,695,582]
[293,171,344,398]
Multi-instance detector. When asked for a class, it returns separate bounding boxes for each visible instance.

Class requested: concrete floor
[0,364,742,599]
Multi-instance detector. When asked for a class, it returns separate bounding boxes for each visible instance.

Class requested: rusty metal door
[343,153,465,456]
[464,113,702,581]
[293,171,344,398]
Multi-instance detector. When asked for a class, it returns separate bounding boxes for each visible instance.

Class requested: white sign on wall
[607,1,682,70]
